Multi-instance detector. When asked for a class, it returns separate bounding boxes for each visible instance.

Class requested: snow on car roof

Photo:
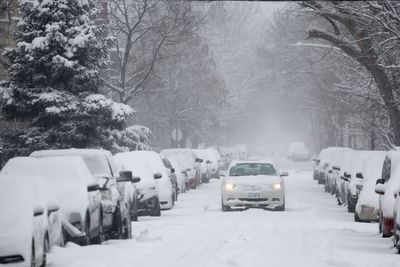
[30,148,110,157]
[1,156,92,220]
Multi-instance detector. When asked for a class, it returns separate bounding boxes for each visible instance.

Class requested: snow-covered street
[47,162,400,267]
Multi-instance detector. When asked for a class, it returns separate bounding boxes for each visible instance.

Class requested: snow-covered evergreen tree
[111,125,152,152]
[0,0,133,159]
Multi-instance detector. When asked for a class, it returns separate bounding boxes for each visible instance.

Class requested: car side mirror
[34,205,44,217]
[375,183,385,195]
[46,199,60,214]
[118,171,133,182]
[356,173,363,179]
[280,171,289,177]
[132,176,141,183]
[87,182,100,192]
[154,173,163,179]
[376,178,384,185]
[170,168,175,174]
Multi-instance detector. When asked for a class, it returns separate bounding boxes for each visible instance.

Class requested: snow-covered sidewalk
[48,169,400,267]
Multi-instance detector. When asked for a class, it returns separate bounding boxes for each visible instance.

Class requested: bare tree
[298,1,400,146]
[106,0,197,104]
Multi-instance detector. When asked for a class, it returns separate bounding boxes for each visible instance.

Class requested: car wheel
[221,199,230,212]
[347,194,355,213]
[92,214,105,244]
[31,240,35,267]
[81,217,91,246]
[151,198,161,217]
[132,201,138,222]
[111,206,123,240]
[40,235,49,267]
[122,214,132,240]
[354,211,362,222]
[275,201,285,211]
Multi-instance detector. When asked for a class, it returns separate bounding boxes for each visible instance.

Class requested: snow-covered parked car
[193,149,211,183]
[286,142,310,161]
[315,147,349,185]
[204,148,222,178]
[0,176,52,267]
[30,149,137,240]
[326,148,353,195]
[375,150,400,237]
[221,160,286,211]
[118,151,174,210]
[334,149,354,205]
[163,155,187,194]
[344,150,366,213]
[160,149,198,189]
[354,151,386,222]
[1,156,104,245]
[115,151,162,216]
[160,154,179,202]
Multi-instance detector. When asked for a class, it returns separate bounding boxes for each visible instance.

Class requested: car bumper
[223,190,284,208]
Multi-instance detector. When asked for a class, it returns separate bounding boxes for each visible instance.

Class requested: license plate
[248,192,259,198]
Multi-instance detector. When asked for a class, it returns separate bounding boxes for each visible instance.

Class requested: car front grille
[239,198,269,202]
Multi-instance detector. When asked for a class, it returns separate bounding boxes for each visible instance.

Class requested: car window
[82,155,112,178]
[229,163,277,176]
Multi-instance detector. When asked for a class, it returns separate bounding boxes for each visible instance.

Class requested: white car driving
[221,160,287,211]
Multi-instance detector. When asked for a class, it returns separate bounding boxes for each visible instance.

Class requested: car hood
[225,175,282,185]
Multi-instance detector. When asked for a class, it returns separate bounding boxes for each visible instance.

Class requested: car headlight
[224,183,235,191]
[272,183,282,190]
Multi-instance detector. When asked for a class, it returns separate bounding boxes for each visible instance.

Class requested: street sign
[171,128,183,142]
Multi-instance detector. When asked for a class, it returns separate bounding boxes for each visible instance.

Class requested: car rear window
[229,163,277,176]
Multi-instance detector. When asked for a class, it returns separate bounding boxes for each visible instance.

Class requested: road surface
[48,161,400,267]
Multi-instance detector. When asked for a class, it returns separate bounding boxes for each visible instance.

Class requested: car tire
[111,206,123,240]
[347,194,355,213]
[151,199,161,217]
[221,199,230,212]
[354,211,362,222]
[40,235,49,267]
[122,214,132,240]
[275,201,285,211]
[92,213,105,244]
[132,201,138,222]
[31,240,35,267]
[81,216,91,246]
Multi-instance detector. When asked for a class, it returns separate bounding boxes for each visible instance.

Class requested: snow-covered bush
[111,125,152,152]
[0,0,133,162]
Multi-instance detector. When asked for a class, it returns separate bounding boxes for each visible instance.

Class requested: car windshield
[229,163,277,176]
[82,155,112,178]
